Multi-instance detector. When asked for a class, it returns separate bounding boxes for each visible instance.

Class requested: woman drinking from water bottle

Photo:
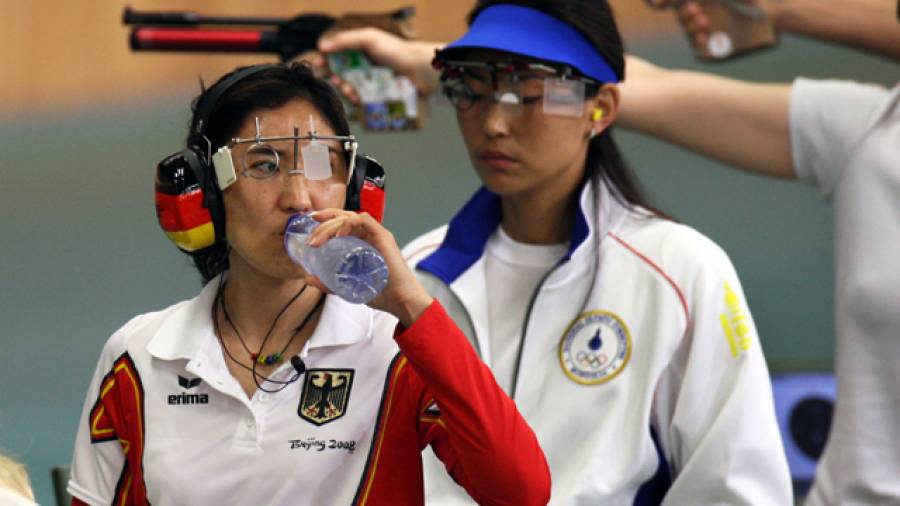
[67,62,549,506]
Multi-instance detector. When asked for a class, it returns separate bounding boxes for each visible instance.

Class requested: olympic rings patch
[558,311,632,385]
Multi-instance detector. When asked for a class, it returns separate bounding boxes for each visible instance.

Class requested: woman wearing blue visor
[398,1,793,504]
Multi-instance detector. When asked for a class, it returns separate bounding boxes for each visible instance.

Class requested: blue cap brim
[439,4,619,83]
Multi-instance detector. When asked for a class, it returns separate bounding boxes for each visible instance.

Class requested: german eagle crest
[298,369,354,425]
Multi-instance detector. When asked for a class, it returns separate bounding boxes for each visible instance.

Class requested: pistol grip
[692,0,777,60]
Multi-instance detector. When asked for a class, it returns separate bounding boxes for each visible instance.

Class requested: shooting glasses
[212,116,359,190]
[437,59,598,118]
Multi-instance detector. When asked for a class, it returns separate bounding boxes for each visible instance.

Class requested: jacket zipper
[509,264,563,400]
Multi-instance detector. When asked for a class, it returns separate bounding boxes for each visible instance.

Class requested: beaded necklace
[213,277,323,392]
[212,276,325,376]
[220,283,307,365]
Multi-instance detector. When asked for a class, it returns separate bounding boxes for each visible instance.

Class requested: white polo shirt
[69,278,398,505]
[69,275,551,506]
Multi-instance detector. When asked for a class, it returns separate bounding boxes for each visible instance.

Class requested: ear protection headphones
[154,64,387,253]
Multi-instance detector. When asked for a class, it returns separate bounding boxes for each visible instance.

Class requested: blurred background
[0,1,896,504]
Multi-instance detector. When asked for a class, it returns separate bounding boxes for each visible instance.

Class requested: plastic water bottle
[283,213,389,304]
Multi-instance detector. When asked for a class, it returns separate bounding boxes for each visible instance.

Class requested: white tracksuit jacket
[403,180,792,505]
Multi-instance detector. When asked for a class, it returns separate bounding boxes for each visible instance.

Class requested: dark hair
[468,0,659,214]
[188,62,350,283]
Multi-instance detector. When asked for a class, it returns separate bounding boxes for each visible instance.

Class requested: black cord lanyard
[212,274,323,393]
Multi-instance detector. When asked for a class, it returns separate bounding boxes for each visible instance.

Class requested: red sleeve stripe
[86,353,149,506]
[610,233,691,333]
[352,354,406,506]
[89,375,120,443]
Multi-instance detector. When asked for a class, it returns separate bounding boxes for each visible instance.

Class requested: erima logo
[169,375,208,405]
[168,392,209,405]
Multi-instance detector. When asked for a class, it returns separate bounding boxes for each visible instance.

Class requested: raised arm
[618,55,795,179]
[769,0,900,60]
[305,210,551,505]
[661,0,900,62]
[397,302,552,505]
[318,28,443,99]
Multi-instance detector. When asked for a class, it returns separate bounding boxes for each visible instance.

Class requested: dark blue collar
[418,185,590,285]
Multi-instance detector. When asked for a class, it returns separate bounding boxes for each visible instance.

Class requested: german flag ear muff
[154,64,277,253]
[154,145,219,253]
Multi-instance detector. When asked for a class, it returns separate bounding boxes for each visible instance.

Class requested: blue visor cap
[438,4,620,84]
